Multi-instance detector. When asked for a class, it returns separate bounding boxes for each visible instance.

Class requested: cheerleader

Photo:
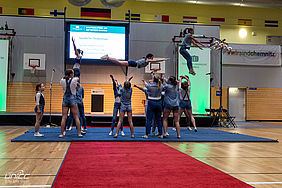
[180,28,207,75]
[179,75,197,132]
[72,37,83,78]
[109,75,125,136]
[34,83,45,137]
[101,53,168,69]
[141,75,163,138]
[59,69,84,138]
[162,76,181,138]
[113,79,134,138]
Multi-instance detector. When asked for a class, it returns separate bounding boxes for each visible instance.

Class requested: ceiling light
[239,28,247,38]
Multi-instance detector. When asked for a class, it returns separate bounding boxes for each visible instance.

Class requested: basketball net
[151,68,160,72]
[29,65,37,74]
[151,68,161,74]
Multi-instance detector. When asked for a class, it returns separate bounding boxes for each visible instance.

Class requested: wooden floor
[1,123,282,187]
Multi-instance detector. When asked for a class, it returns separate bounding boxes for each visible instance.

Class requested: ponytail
[183,28,193,35]
[153,75,161,88]
[64,69,73,80]
[124,81,131,90]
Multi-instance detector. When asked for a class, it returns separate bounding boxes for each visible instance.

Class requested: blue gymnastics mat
[11,128,278,142]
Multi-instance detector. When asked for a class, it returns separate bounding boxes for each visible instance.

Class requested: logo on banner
[192,55,199,62]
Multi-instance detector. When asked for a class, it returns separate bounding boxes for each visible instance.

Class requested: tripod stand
[210,39,236,127]
[44,68,58,127]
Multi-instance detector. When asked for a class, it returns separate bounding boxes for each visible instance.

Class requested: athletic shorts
[164,103,179,111]
[128,60,137,67]
[179,100,192,110]
[120,104,132,113]
[34,105,44,113]
[62,98,77,108]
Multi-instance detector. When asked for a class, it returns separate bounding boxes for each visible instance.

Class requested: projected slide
[69,24,126,60]
[178,47,210,114]
[0,40,9,111]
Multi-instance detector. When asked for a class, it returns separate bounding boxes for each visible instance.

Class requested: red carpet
[53,142,252,188]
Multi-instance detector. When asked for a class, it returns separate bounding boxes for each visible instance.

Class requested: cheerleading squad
[33,27,201,138]
[109,73,197,139]
[33,72,197,139]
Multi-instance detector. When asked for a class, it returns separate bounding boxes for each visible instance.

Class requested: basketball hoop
[29,65,37,74]
[150,68,161,75]
[151,68,160,72]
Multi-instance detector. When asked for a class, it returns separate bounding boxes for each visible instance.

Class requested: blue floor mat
[11,128,278,142]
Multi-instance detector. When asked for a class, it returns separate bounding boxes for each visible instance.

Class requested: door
[228,88,245,122]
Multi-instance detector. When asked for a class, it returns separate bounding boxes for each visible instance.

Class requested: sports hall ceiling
[135,0,282,8]
[74,0,282,8]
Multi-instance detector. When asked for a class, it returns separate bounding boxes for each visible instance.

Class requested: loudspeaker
[91,89,104,114]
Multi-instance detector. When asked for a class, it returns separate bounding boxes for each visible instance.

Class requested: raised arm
[128,76,133,82]
[134,85,147,93]
[160,74,165,85]
[82,86,84,99]
[110,74,115,83]
[190,35,208,49]
[184,75,191,86]
[192,40,204,50]
[179,76,184,89]
[142,79,148,85]
[147,58,169,63]
[72,37,80,58]
[110,75,117,90]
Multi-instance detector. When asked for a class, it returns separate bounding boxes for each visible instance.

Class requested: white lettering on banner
[228,51,275,57]
[222,44,281,66]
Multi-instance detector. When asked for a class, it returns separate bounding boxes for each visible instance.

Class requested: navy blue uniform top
[35,92,45,106]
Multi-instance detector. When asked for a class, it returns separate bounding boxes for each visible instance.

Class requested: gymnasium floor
[0,122,282,187]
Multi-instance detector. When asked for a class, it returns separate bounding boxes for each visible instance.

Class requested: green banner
[0,40,9,111]
[178,47,210,114]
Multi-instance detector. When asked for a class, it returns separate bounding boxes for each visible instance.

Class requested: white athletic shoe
[101,54,109,60]
[121,131,125,136]
[67,126,72,131]
[172,128,176,131]
[78,134,83,137]
[142,135,148,139]
[158,135,164,139]
[58,134,64,138]
[153,132,158,136]
[165,132,169,137]
[34,132,44,137]
[109,131,113,136]
[187,126,192,131]
[63,131,66,136]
